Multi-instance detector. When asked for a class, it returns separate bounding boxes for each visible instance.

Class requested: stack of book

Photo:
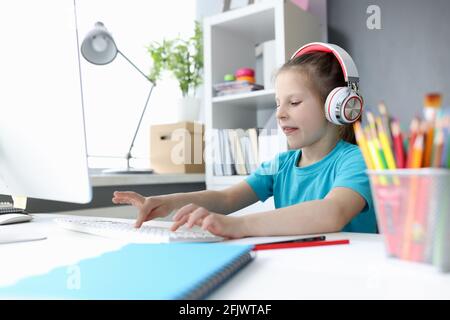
[211,128,282,176]
[213,80,264,97]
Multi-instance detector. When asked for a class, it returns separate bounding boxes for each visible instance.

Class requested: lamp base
[101,168,155,175]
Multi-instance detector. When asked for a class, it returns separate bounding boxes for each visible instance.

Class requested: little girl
[112,42,377,238]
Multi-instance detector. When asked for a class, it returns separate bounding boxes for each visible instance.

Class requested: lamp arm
[116,50,155,170]
[117,50,154,84]
[125,84,155,170]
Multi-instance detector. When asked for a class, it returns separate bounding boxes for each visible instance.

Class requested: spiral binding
[180,251,255,300]
[0,202,26,214]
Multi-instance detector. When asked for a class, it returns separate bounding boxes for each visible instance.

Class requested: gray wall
[327,0,450,126]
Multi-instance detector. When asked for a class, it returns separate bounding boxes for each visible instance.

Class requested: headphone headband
[290,42,359,83]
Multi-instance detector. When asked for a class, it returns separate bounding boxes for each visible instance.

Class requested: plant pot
[176,97,201,122]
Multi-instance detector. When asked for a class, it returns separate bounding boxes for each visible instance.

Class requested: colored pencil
[376,117,396,170]
[402,134,424,259]
[423,121,435,167]
[366,112,388,169]
[423,93,442,167]
[365,127,385,170]
[253,239,350,251]
[409,175,432,262]
[432,130,444,168]
[378,102,394,148]
[411,133,424,169]
[353,122,374,169]
[440,111,450,168]
[402,132,424,259]
[391,119,406,168]
[406,117,419,168]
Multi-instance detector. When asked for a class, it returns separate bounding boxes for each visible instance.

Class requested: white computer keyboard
[54,217,223,243]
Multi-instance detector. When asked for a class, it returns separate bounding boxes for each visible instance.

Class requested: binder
[221,129,236,176]
[227,129,247,175]
[212,129,224,176]
[0,243,254,300]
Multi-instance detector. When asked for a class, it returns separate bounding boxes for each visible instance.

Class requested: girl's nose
[276,104,288,120]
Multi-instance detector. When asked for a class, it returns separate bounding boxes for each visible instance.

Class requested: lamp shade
[81,22,118,65]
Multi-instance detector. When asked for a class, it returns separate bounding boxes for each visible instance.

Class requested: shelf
[90,173,205,187]
[212,89,275,109]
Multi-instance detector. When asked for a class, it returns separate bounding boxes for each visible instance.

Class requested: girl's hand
[171,203,247,239]
[112,191,174,227]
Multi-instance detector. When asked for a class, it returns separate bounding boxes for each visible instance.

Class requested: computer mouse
[0,213,33,225]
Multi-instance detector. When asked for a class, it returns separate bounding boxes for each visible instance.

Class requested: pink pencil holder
[367,169,450,272]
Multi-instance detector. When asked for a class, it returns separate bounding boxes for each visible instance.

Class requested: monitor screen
[0,0,92,203]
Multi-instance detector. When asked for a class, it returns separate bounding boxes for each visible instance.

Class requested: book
[0,243,254,300]
[213,80,264,97]
[228,129,247,175]
[247,128,260,168]
[212,129,224,176]
[221,129,235,176]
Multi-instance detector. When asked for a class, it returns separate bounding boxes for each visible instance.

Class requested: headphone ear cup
[324,87,349,125]
[341,92,363,124]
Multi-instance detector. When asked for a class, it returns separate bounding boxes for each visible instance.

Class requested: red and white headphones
[290,42,363,125]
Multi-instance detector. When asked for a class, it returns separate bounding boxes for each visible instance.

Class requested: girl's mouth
[282,127,299,135]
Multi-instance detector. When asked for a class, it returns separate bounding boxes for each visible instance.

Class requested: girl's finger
[170,214,190,232]
[202,215,220,234]
[186,207,209,228]
[135,209,149,228]
[134,199,165,228]
[112,191,144,206]
[194,218,204,227]
[173,203,198,221]
[113,191,140,199]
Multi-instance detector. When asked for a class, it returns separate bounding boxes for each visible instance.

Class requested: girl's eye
[290,101,301,106]
[275,104,280,108]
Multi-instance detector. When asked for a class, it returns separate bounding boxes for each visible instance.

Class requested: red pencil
[391,119,406,168]
[253,239,350,251]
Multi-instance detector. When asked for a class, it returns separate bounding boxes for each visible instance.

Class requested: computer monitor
[0,0,92,204]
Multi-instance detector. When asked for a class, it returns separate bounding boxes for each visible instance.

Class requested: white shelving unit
[212,89,275,108]
[203,0,321,214]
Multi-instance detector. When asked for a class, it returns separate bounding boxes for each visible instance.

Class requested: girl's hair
[277,51,356,144]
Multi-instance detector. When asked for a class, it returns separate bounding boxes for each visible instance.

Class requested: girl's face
[275,69,329,150]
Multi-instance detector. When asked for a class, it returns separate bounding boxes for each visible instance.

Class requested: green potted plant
[147,21,203,122]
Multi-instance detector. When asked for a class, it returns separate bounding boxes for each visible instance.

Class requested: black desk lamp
[81,21,154,174]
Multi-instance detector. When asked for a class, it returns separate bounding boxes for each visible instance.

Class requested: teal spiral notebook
[0,243,254,300]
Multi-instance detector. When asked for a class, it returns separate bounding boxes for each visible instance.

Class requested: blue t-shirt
[245,140,377,233]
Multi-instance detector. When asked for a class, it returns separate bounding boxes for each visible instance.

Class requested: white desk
[1,213,450,299]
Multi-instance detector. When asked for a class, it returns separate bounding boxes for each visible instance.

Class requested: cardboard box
[150,122,205,173]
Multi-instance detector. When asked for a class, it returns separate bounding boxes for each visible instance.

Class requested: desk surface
[1,213,450,299]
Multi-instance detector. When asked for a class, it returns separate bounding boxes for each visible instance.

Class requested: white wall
[76,0,196,168]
